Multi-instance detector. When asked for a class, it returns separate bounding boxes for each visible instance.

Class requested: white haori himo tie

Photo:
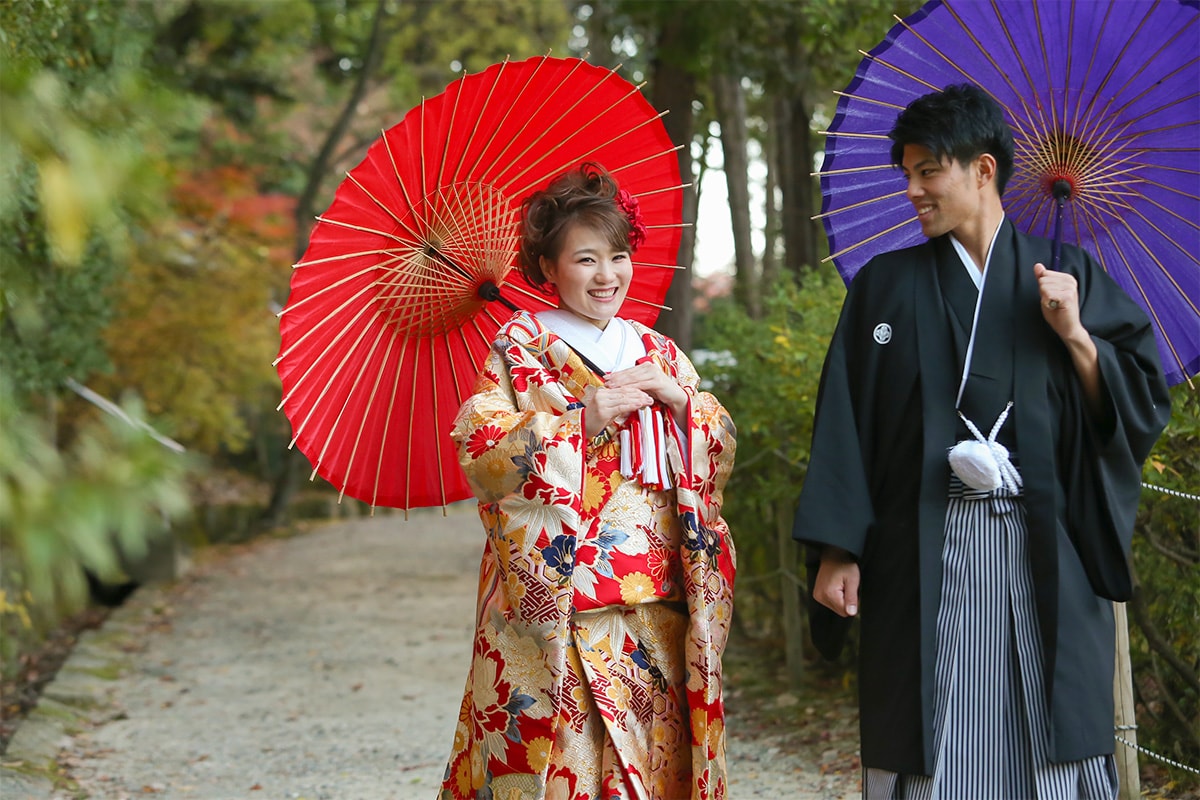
[948,401,1022,494]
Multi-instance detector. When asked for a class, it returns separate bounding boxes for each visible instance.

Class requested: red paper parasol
[275,56,684,511]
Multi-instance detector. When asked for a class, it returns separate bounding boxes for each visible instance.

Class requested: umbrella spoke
[280,258,402,318]
[824,217,916,263]
[285,304,386,445]
[274,279,380,367]
[512,109,674,197]
[294,249,400,270]
[342,172,425,242]
[501,84,661,198]
[479,61,618,185]
[812,190,907,220]
[369,334,410,511]
[309,319,393,478]
[631,261,686,270]
[426,335,449,511]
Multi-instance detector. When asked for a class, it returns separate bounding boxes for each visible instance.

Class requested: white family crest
[873,323,892,345]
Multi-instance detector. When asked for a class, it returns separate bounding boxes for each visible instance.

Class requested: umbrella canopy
[276,56,683,511]
[817,0,1200,386]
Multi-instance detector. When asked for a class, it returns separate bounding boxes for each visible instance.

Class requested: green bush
[695,270,844,645]
[1130,384,1200,786]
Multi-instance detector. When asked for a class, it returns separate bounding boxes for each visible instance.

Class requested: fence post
[777,499,805,686]
[1114,601,1140,800]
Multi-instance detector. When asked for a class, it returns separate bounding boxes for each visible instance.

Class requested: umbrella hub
[374,181,521,338]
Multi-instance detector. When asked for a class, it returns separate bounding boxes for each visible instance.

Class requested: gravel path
[2,504,858,800]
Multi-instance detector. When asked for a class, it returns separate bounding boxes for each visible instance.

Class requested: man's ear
[975,153,998,189]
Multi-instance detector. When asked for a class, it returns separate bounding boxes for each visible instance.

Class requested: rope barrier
[1115,733,1200,775]
[1142,481,1200,502]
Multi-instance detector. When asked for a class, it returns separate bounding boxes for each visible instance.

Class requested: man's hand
[813,546,860,617]
[1034,262,1103,413]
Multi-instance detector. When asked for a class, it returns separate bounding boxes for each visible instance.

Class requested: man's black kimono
[792,220,1171,775]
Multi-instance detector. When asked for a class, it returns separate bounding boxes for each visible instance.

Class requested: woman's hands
[581,361,689,439]
[603,361,689,427]
[581,384,653,439]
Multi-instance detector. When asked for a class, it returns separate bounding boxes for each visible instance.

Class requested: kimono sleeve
[1060,250,1171,600]
[667,346,738,524]
[791,280,877,660]
[449,342,586,509]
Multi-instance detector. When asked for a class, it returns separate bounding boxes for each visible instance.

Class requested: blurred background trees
[2,0,1194,783]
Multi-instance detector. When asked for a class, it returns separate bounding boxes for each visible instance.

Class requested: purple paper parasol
[818,0,1200,386]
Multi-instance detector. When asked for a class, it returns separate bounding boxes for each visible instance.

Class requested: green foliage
[1131,385,1200,784]
[0,377,192,676]
[695,270,845,631]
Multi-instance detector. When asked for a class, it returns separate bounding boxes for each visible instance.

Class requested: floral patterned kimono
[439,310,737,800]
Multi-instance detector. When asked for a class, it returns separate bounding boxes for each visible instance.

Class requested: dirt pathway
[2,505,858,799]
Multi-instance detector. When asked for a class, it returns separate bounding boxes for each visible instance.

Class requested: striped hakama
[865,477,1118,800]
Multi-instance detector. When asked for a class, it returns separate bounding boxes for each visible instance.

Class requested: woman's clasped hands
[582,361,688,439]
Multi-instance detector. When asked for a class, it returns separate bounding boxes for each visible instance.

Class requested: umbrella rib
[308,316,392,476]
[831,90,904,111]
[284,302,384,445]
[628,263,686,273]
[931,3,1032,123]
[471,56,570,185]
[500,92,667,199]
[823,217,916,263]
[811,190,907,220]
[818,131,889,140]
[817,164,897,177]
[478,59,614,185]
[1098,219,1194,382]
[279,257,403,319]
[382,130,424,235]
[332,329,399,511]
[294,248,401,270]
[1073,2,1153,137]
[343,172,425,242]
[403,340,424,510]
[623,295,672,312]
[609,144,686,175]
[435,66,470,196]
[274,280,380,367]
[315,216,410,245]
[370,334,410,510]
[427,335,448,509]
[448,58,512,185]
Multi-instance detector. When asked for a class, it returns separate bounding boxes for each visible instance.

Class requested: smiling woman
[439,163,739,800]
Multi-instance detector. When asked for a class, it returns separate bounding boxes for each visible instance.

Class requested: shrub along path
[0,505,859,799]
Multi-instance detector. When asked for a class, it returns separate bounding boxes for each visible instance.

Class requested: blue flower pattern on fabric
[542,534,576,579]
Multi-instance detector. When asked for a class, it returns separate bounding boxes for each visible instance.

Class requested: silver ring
[1047,299,1061,310]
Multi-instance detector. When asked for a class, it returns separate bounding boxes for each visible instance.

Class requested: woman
[439,164,737,800]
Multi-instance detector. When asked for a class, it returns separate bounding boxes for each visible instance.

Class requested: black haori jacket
[792,220,1170,775]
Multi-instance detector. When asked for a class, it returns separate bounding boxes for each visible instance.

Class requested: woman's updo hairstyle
[517,163,632,291]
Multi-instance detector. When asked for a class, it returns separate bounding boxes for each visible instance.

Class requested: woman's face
[540,221,632,330]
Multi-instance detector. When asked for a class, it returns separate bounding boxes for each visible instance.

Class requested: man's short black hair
[889,83,1015,195]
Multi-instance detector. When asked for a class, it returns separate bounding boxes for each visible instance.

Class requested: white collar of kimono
[535,308,646,374]
[948,214,1005,408]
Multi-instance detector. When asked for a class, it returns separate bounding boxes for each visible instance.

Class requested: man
[793,84,1170,798]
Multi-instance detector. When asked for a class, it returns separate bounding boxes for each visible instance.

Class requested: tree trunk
[780,89,819,276]
[711,70,759,318]
[762,114,780,289]
[261,0,393,529]
[649,18,696,353]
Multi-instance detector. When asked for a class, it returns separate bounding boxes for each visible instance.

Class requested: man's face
[901,144,983,239]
